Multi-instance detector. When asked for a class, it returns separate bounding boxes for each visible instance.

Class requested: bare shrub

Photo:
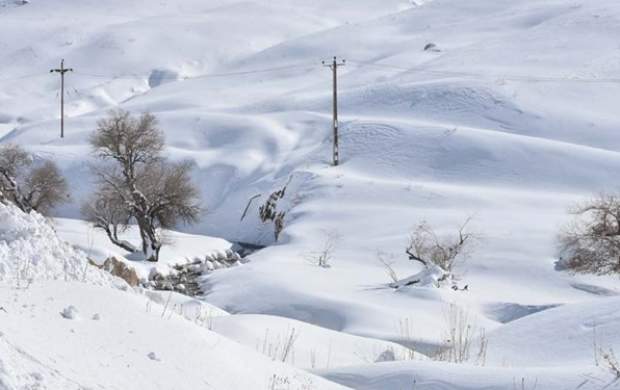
[590,323,620,378]
[305,230,340,268]
[397,318,416,360]
[378,252,399,284]
[84,110,201,262]
[433,303,488,365]
[258,327,299,364]
[385,218,475,289]
[406,218,473,272]
[0,144,68,214]
[513,378,538,390]
[258,176,293,242]
[558,194,620,274]
[600,347,620,378]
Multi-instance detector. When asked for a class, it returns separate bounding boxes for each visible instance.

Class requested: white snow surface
[54,217,233,279]
[0,202,113,286]
[0,281,347,390]
[3,0,620,388]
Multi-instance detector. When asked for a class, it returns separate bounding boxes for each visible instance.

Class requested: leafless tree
[23,160,68,214]
[85,110,201,262]
[558,193,620,274]
[0,144,68,214]
[0,143,31,210]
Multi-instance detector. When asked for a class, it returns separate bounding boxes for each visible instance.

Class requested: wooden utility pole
[322,56,345,166]
[50,59,73,138]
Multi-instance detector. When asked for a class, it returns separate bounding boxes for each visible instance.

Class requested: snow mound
[0,202,113,286]
[210,313,418,369]
[485,296,620,367]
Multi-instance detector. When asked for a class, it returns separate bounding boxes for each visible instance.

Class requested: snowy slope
[3,0,620,388]
[0,281,348,390]
[0,204,347,389]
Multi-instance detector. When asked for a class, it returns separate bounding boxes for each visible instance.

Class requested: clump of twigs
[305,231,340,268]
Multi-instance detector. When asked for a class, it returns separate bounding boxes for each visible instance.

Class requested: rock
[375,349,396,362]
[149,268,165,281]
[92,313,101,320]
[60,305,78,320]
[147,352,160,361]
[102,257,139,287]
[88,258,102,268]
[423,42,440,52]
[146,250,243,296]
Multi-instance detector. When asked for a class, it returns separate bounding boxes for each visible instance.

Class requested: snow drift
[0,202,113,286]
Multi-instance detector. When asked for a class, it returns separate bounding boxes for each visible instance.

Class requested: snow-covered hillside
[2,0,620,388]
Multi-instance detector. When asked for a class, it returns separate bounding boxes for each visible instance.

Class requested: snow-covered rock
[60,305,79,319]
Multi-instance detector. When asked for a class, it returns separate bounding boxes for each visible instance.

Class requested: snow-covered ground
[3,0,620,388]
[54,217,233,279]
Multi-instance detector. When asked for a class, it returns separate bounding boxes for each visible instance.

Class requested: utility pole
[322,56,345,166]
[50,59,73,138]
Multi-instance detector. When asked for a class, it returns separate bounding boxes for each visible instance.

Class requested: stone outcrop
[102,257,139,287]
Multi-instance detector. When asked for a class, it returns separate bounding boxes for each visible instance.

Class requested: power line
[72,63,313,81]
[3,60,620,84]
[0,72,46,82]
[0,64,314,83]
[346,59,620,83]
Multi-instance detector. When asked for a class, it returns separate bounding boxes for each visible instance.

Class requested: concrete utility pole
[322,56,345,166]
[50,59,73,138]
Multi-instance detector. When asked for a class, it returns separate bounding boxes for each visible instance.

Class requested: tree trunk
[135,214,161,262]
[0,168,32,213]
[103,225,138,253]
[128,186,161,262]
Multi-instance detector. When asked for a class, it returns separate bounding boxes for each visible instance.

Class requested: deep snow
[2,0,620,389]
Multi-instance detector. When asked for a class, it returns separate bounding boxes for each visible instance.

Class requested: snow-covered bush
[0,202,112,286]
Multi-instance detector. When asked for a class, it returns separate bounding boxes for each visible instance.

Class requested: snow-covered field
[2,0,620,388]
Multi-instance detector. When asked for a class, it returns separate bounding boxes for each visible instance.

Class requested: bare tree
[0,144,68,214]
[85,110,201,262]
[0,144,30,210]
[23,160,68,214]
[558,193,620,274]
